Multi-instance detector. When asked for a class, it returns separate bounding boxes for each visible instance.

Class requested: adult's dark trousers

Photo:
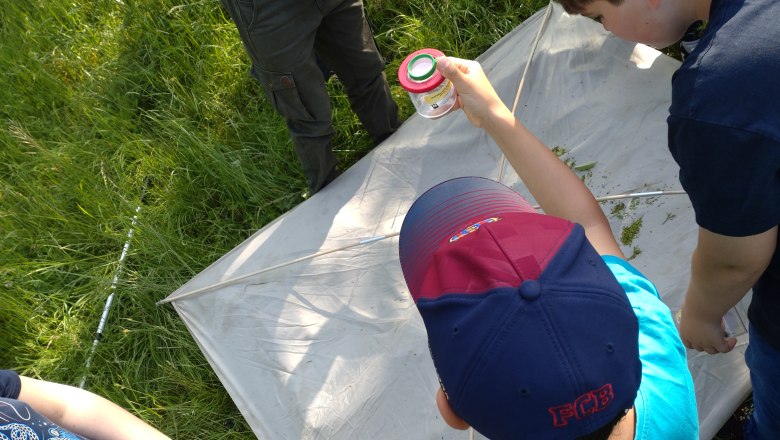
[221,0,400,194]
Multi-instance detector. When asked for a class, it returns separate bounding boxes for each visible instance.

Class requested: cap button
[519,280,541,301]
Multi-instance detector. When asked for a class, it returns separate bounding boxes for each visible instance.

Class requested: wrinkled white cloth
[164,4,750,439]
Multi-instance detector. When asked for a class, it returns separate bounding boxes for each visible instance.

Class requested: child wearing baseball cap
[398,56,698,439]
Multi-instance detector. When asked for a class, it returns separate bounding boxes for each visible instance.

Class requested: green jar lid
[407,54,436,81]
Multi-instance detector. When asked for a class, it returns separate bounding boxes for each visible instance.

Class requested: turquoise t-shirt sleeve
[602,256,699,440]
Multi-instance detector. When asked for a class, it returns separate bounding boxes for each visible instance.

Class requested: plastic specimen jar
[398,48,457,119]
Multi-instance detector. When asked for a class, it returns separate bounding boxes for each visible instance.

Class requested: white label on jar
[423,80,454,106]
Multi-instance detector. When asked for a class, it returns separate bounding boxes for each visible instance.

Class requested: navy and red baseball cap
[399,177,641,439]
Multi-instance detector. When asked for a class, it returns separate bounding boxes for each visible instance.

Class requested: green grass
[0,0,546,437]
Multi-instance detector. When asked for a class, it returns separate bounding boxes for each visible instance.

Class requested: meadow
[1,0,547,437]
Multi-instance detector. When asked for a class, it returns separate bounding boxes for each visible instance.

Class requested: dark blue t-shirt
[0,370,86,439]
[668,0,780,349]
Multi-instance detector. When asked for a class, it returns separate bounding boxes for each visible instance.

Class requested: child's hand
[678,305,737,354]
[435,56,512,129]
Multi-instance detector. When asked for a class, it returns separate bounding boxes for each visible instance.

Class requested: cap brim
[399,177,537,298]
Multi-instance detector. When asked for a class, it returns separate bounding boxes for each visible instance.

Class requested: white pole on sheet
[158,188,687,304]
[497,1,555,183]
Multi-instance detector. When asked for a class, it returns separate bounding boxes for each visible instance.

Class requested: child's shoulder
[601,256,660,302]
[602,256,679,335]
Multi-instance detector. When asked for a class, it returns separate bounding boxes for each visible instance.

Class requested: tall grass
[1,0,545,437]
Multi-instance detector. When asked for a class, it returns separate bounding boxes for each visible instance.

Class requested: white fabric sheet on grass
[163,4,751,439]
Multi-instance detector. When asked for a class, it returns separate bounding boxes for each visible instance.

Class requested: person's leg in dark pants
[315,0,400,147]
[220,0,339,194]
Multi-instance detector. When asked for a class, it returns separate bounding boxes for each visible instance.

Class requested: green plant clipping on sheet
[620,217,644,246]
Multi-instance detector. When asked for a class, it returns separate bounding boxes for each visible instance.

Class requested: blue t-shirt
[0,370,86,440]
[604,256,699,439]
[667,0,780,349]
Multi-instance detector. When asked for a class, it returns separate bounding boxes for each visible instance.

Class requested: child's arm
[436,56,623,258]
[17,375,171,440]
[679,226,775,353]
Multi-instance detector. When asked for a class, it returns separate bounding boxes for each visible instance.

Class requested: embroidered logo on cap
[449,217,500,243]
[547,384,614,427]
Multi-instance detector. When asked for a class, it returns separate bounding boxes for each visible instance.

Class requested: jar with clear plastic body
[398,48,457,119]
